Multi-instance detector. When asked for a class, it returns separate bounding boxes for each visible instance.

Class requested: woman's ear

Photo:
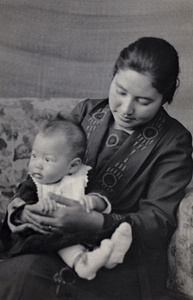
[68,157,82,175]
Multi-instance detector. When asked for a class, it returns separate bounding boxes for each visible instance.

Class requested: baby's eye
[45,158,50,162]
[31,153,36,158]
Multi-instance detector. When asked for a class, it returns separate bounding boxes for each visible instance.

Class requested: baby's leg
[105,222,132,269]
[58,245,85,268]
[58,241,113,280]
[74,240,114,280]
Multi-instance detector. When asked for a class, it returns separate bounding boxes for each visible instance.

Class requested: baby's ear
[69,158,82,174]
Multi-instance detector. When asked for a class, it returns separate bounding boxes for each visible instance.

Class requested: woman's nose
[121,97,135,115]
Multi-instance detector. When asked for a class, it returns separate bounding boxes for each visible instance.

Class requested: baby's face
[29,132,72,184]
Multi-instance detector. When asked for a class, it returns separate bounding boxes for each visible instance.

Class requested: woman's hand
[18,193,104,235]
[7,198,52,234]
[18,203,55,234]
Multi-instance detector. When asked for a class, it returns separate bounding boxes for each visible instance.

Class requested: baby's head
[28,118,86,185]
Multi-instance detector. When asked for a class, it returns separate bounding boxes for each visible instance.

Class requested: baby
[11,118,132,280]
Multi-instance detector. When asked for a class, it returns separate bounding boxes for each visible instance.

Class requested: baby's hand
[39,198,58,214]
[79,195,97,213]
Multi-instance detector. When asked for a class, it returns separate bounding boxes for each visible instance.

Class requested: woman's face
[109,69,163,131]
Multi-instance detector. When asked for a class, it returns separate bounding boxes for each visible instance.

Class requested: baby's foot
[75,239,114,280]
[105,222,132,269]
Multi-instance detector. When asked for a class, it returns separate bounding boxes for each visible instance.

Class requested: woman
[0,37,192,300]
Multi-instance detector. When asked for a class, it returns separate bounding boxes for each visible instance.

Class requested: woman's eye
[45,158,50,162]
[137,98,150,105]
[117,89,127,96]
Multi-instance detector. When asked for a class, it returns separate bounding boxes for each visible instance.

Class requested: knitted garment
[31,164,92,205]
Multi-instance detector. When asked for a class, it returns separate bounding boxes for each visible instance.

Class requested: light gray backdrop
[0,0,193,131]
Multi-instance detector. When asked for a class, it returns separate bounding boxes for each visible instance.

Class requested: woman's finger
[24,211,61,234]
[26,202,50,215]
[26,210,60,227]
[26,223,51,234]
[22,204,68,234]
[24,210,47,228]
[23,208,54,229]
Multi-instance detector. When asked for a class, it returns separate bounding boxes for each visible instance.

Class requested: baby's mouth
[33,173,43,180]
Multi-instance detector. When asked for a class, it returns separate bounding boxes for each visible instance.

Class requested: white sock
[105,222,132,269]
[75,239,114,280]
[58,244,86,268]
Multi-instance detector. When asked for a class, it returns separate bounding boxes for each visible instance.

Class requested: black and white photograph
[0,1,193,299]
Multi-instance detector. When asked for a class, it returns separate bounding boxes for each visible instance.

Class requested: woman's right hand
[18,203,54,234]
[7,198,52,234]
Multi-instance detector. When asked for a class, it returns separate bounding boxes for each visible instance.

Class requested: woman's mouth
[118,113,135,122]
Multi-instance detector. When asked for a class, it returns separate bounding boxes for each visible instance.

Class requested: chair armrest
[167,186,193,299]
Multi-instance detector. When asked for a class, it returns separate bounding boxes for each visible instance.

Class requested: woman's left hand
[22,193,104,234]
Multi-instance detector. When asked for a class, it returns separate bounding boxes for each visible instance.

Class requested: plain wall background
[0,0,193,131]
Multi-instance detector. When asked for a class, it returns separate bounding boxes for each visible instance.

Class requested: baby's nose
[35,161,43,170]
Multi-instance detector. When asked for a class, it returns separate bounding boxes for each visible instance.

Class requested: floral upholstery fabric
[167,186,193,299]
[0,98,193,298]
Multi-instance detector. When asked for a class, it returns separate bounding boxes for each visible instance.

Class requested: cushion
[167,186,193,298]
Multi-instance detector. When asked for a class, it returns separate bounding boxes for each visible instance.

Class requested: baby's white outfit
[31,164,131,280]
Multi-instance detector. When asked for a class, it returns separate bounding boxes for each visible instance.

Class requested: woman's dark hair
[113,37,180,104]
